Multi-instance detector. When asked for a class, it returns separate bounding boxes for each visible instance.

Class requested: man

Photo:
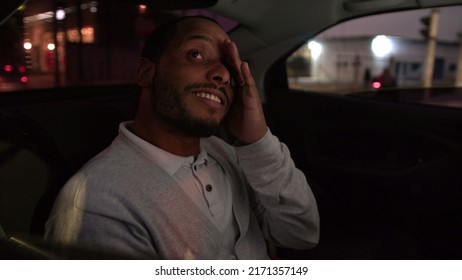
[45,16,319,259]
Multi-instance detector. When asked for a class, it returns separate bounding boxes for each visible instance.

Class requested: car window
[0,0,237,92]
[286,6,462,109]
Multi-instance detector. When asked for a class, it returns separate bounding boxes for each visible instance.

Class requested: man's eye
[190,51,204,61]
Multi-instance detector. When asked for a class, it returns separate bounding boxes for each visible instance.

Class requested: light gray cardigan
[45,127,319,259]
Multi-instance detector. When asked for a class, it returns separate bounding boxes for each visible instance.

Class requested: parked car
[1,0,462,259]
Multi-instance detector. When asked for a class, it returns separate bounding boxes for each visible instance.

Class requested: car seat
[0,87,137,239]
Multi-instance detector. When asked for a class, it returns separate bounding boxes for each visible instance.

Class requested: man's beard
[149,82,222,138]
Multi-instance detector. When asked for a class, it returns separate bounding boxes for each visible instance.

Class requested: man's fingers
[224,40,244,86]
[241,61,255,89]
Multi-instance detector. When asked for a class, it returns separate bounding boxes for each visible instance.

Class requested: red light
[4,65,13,72]
[19,66,26,73]
[20,76,29,83]
[372,81,382,89]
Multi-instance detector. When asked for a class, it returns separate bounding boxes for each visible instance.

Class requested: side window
[286,6,462,108]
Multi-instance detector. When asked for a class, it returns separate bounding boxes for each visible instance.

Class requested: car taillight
[372,81,381,89]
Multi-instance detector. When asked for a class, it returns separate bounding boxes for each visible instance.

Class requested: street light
[371,35,392,57]
[23,42,32,50]
[55,8,66,20]
[308,40,323,60]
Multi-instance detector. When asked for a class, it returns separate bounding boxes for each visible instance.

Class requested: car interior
[1,0,462,259]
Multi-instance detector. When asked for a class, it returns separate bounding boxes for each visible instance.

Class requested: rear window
[0,0,237,92]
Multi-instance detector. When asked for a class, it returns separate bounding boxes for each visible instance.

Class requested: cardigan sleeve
[234,129,320,249]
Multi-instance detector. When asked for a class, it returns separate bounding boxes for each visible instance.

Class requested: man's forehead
[175,18,229,43]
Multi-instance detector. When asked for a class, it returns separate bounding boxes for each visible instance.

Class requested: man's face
[150,18,234,137]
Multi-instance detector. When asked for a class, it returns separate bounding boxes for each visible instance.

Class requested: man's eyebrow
[184,33,214,43]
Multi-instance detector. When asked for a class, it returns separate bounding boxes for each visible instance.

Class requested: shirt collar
[119,121,212,176]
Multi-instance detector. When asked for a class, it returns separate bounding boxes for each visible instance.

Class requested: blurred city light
[139,4,147,14]
[4,65,13,72]
[23,11,53,24]
[55,9,66,21]
[372,81,382,89]
[371,35,393,57]
[308,40,323,60]
[47,43,56,51]
[81,1,98,12]
[23,42,32,50]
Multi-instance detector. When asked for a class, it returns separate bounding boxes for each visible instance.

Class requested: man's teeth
[196,92,221,104]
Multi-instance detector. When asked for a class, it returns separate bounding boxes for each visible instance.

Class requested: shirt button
[206,184,213,192]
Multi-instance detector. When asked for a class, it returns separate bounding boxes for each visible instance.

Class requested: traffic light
[420,16,430,39]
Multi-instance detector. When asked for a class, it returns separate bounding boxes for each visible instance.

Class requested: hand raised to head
[223,40,268,144]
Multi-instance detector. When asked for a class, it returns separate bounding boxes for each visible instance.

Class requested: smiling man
[45,16,320,259]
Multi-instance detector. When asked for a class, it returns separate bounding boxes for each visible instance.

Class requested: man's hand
[224,40,268,144]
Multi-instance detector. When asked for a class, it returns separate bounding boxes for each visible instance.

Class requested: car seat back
[0,85,138,238]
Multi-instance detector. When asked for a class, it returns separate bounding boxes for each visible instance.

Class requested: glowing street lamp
[23,42,32,50]
[371,35,392,57]
[308,40,323,60]
[55,9,66,20]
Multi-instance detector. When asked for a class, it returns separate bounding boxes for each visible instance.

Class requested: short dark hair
[141,16,222,63]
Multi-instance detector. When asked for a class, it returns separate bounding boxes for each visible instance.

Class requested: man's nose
[207,62,230,86]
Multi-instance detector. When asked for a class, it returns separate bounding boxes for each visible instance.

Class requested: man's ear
[136,57,156,87]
